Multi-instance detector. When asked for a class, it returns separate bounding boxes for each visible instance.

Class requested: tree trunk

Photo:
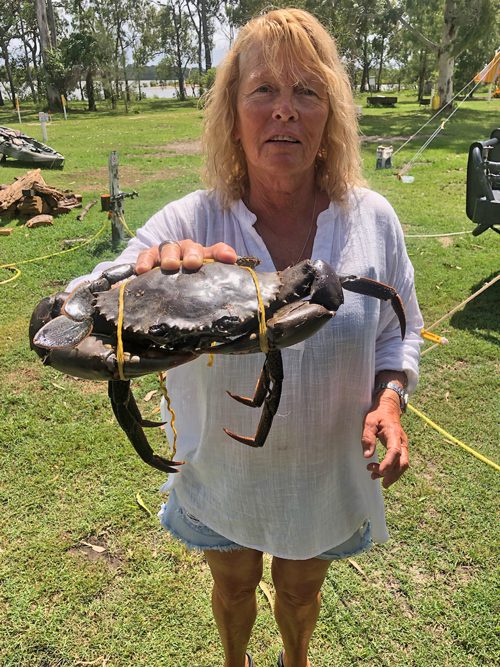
[19,13,38,102]
[46,0,57,47]
[436,0,458,108]
[1,43,17,108]
[85,70,97,111]
[201,0,212,71]
[35,0,62,111]
[118,31,130,107]
[360,35,370,92]
[173,9,186,100]
[376,37,385,92]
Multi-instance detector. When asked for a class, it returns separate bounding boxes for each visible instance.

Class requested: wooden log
[0,202,18,218]
[0,227,13,235]
[0,169,45,211]
[53,197,83,214]
[17,195,44,216]
[25,214,54,228]
[76,198,98,221]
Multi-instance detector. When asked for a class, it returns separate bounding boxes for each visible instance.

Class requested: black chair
[466,128,500,235]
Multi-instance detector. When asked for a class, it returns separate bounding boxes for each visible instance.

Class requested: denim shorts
[158,489,372,560]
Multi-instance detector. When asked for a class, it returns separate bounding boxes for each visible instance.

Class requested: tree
[63,31,100,110]
[129,3,160,99]
[0,1,21,107]
[185,0,221,72]
[158,0,197,101]
[389,0,497,107]
[35,0,63,110]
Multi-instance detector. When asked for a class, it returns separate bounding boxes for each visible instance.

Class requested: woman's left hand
[361,391,409,488]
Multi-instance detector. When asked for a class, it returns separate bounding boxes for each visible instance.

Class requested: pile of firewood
[0,169,82,229]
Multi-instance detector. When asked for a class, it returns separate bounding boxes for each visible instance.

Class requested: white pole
[38,112,49,142]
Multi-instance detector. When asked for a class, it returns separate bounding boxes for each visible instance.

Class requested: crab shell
[95,263,286,348]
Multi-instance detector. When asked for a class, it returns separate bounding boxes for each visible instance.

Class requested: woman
[66,9,422,667]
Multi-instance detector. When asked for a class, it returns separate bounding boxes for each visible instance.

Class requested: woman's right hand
[135,240,238,274]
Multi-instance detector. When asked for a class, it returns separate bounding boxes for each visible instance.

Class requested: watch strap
[374,381,408,412]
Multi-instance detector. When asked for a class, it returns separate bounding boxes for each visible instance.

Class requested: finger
[381,442,409,488]
[159,241,183,271]
[204,242,238,264]
[378,441,401,475]
[361,418,378,458]
[136,247,160,274]
[178,240,205,270]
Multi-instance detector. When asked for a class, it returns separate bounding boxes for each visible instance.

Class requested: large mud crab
[30,258,406,473]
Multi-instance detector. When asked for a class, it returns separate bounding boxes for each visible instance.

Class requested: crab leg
[224,350,283,448]
[340,276,406,338]
[108,380,184,474]
[226,365,270,407]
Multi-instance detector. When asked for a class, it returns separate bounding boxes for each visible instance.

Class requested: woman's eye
[255,85,272,93]
[298,86,317,96]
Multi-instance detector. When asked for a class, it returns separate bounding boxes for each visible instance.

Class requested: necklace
[293,191,317,264]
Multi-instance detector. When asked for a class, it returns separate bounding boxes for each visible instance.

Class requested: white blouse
[69,187,423,559]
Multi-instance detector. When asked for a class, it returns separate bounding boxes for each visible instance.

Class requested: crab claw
[340,276,406,339]
[108,380,184,474]
[33,314,93,349]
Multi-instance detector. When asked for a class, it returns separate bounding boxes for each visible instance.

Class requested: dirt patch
[73,164,182,193]
[162,139,201,155]
[4,364,44,393]
[127,140,202,159]
[68,534,123,570]
[65,375,106,395]
[438,236,455,247]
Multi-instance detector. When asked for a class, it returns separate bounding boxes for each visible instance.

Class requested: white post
[38,112,49,142]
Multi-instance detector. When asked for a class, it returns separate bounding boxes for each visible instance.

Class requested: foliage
[202,66,217,90]
[1,0,499,110]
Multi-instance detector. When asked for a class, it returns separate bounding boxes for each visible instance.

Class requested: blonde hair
[202,7,363,207]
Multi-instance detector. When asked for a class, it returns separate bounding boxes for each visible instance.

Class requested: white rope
[393,76,483,158]
[404,230,472,239]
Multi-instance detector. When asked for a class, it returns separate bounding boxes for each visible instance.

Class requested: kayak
[0,126,64,168]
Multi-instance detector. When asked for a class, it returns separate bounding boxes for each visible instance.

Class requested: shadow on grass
[0,159,64,172]
[450,271,500,343]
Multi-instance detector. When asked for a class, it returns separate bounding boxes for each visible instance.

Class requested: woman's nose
[272,93,298,121]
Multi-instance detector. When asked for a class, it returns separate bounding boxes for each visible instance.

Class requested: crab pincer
[109,381,184,474]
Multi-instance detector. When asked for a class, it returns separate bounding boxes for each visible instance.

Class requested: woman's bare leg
[271,556,331,667]
[204,548,263,667]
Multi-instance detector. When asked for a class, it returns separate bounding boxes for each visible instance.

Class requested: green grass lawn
[0,92,499,666]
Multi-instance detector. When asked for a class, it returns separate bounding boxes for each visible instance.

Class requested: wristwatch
[374,381,408,413]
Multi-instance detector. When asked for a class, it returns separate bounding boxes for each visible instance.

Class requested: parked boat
[0,126,64,168]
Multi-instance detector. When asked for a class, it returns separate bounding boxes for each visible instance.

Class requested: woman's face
[234,48,330,188]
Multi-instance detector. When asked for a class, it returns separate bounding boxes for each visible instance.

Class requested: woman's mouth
[267,135,300,143]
